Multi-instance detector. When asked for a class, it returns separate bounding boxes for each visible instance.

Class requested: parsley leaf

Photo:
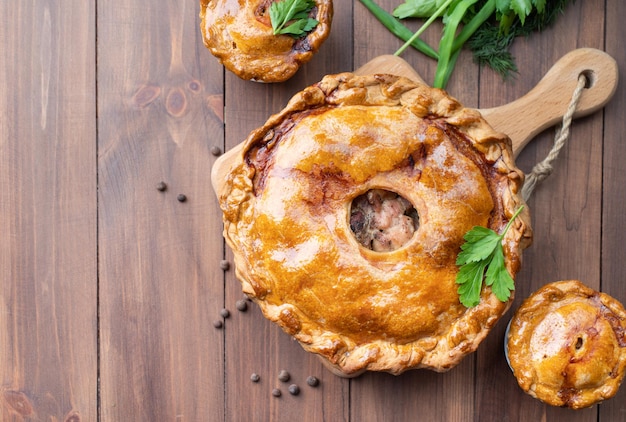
[455,206,524,308]
[456,260,489,308]
[505,0,533,25]
[457,226,503,263]
[270,0,319,38]
[485,245,515,300]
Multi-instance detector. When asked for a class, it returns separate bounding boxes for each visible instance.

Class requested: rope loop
[521,73,588,201]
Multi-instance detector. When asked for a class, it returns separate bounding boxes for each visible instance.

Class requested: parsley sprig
[270,0,319,38]
[455,206,524,308]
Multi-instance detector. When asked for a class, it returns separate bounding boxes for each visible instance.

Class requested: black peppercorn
[211,146,222,156]
[278,370,290,382]
[220,308,230,318]
[156,181,167,192]
[236,300,248,312]
[306,376,319,387]
[219,260,230,271]
[288,384,300,395]
[271,388,281,397]
[213,320,223,329]
[177,194,187,202]
[250,373,260,383]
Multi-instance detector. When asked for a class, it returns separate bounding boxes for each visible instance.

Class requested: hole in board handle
[580,69,595,89]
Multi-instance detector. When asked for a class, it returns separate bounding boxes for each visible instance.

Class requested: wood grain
[0,1,97,421]
[601,0,626,419]
[97,0,224,420]
[1,0,624,421]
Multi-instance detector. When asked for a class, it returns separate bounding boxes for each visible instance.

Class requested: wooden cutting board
[212,48,617,196]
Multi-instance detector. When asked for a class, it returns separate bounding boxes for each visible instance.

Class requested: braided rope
[521,73,589,201]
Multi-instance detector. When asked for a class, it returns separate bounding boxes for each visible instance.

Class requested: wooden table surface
[1,1,625,421]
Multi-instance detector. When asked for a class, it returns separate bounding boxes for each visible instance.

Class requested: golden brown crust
[219,73,532,375]
[199,0,333,82]
[507,280,626,409]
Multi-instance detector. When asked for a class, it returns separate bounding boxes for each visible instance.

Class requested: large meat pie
[216,72,532,376]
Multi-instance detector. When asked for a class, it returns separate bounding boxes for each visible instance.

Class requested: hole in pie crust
[575,336,584,350]
[349,189,419,252]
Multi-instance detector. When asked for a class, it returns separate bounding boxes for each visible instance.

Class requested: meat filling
[350,189,418,252]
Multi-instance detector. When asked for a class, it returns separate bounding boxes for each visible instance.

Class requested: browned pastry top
[219,73,531,376]
[507,280,626,409]
[199,0,333,82]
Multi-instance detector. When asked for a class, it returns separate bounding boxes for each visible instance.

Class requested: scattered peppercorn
[278,370,290,382]
[250,373,260,383]
[213,320,223,329]
[219,260,230,271]
[211,146,222,156]
[220,308,230,318]
[272,388,281,397]
[156,181,167,192]
[288,384,300,396]
[177,194,187,202]
[306,376,319,387]
[236,300,248,312]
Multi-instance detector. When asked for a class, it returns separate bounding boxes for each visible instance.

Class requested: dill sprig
[468,0,576,80]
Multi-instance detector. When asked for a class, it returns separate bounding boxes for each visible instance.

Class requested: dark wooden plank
[221,3,354,421]
[601,0,626,419]
[476,2,608,421]
[97,0,224,419]
[0,1,97,420]
[2,0,623,421]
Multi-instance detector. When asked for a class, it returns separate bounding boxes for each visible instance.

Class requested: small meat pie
[217,73,532,376]
[507,280,626,409]
[199,0,333,82]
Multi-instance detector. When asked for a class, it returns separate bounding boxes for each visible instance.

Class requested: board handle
[356,49,618,157]
[480,48,618,156]
[354,54,427,84]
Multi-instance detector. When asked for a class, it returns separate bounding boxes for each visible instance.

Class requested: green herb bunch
[360,0,575,88]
